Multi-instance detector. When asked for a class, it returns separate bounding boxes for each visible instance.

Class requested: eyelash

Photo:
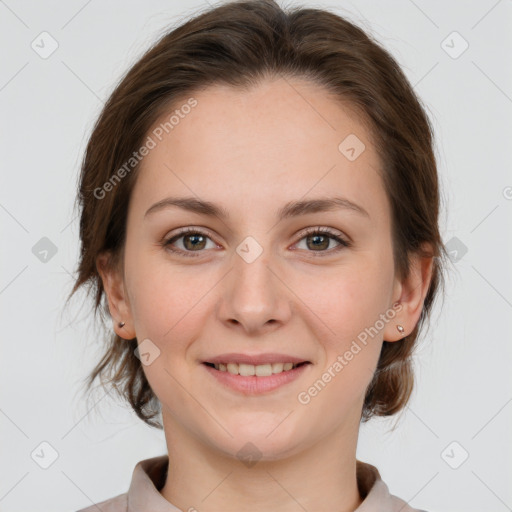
[162,226,351,258]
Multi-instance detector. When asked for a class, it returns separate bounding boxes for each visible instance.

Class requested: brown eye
[306,233,330,251]
[162,226,350,258]
[181,233,207,250]
[294,228,350,256]
[163,228,216,257]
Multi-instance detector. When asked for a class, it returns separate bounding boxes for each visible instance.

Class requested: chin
[209,426,306,463]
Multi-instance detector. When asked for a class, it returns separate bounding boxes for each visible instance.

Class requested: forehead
[131,78,389,227]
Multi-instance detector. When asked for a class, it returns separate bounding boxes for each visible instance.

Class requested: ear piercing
[118,321,125,328]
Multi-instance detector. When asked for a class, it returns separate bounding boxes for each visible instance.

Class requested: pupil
[308,234,328,250]
[185,234,205,250]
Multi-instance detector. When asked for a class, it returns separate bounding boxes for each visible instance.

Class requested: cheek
[123,250,209,404]
[124,246,205,344]
[296,255,393,400]
[307,259,393,343]
[295,269,388,419]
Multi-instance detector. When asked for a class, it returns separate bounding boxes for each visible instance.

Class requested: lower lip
[202,363,311,395]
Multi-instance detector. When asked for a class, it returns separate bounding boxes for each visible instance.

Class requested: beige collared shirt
[76,455,427,511]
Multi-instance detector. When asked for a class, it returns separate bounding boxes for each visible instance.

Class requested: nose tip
[218,258,291,335]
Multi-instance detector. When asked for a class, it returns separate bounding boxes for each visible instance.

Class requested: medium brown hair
[69,0,448,428]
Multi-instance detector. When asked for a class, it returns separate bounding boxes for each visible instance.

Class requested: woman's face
[109,77,409,460]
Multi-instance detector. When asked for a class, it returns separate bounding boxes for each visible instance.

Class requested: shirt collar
[127,455,417,512]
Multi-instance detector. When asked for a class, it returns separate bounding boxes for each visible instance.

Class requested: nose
[217,248,292,336]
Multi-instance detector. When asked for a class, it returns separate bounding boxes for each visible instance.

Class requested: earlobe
[384,245,435,343]
[96,252,136,339]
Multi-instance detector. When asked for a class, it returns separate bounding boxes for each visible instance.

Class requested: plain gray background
[1,1,511,511]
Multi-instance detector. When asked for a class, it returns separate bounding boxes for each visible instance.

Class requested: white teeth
[272,362,284,373]
[238,363,255,376]
[213,362,302,375]
[255,364,272,377]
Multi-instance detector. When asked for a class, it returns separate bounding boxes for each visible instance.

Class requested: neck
[159,411,363,512]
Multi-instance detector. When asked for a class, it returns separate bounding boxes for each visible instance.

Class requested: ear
[383,243,434,342]
[96,251,136,340]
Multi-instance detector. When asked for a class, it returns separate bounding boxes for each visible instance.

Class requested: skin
[97,76,433,512]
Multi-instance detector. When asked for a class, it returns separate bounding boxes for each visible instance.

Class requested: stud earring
[118,321,125,328]
[396,324,404,334]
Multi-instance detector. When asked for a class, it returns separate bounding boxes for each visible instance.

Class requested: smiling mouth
[203,361,310,376]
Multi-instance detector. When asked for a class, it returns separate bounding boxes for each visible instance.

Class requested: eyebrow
[144,195,370,221]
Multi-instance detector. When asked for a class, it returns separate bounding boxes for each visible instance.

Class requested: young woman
[72,1,447,510]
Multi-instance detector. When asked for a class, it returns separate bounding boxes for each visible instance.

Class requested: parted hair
[69,0,448,429]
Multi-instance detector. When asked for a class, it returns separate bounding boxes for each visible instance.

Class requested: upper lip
[203,353,311,366]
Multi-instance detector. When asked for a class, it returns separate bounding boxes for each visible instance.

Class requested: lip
[203,353,310,366]
[202,361,311,395]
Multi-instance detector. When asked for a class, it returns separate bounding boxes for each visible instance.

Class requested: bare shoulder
[75,492,127,512]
